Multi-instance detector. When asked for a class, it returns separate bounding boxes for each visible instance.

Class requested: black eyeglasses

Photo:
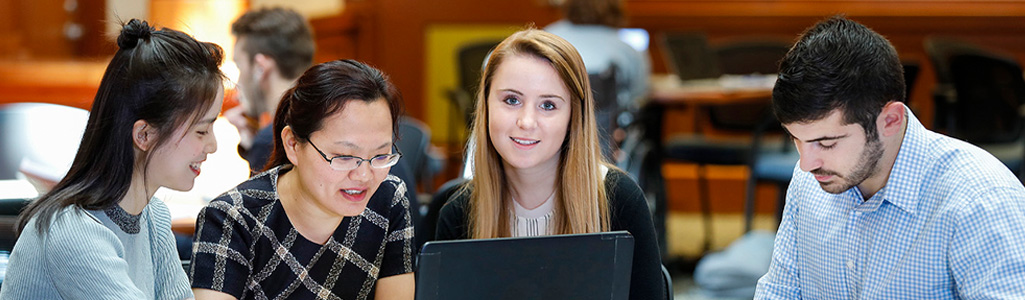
[307,139,402,171]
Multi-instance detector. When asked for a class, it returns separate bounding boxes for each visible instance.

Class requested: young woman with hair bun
[0,19,225,299]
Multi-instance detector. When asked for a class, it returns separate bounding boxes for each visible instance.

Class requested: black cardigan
[435,168,666,299]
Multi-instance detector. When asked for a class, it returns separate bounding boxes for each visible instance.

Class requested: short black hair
[772,15,905,139]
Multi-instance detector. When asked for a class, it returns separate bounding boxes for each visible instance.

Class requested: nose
[796,143,821,172]
[205,129,218,154]
[516,107,536,130]
[348,161,372,183]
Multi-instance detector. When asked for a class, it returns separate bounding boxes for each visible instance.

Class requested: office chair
[948,53,1025,175]
[925,37,1025,177]
[902,61,920,104]
[397,116,444,195]
[662,264,674,300]
[448,40,502,131]
[923,37,989,129]
[714,40,791,75]
[590,65,619,162]
[416,177,467,254]
[662,32,721,80]
[661,37,794,244]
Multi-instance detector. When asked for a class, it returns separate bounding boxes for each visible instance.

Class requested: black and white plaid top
[190,165,414,299]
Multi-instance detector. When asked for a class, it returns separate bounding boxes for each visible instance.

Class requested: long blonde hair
[466,29,611,239]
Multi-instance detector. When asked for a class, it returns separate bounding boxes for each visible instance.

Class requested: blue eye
[540,101,556,111]
[503,97,520,105]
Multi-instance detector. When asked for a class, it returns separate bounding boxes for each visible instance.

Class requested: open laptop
[415,231,634,300]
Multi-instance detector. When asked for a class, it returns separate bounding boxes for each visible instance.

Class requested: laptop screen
[416,231,635,300]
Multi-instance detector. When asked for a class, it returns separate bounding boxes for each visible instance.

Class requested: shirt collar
[878,107,928,215]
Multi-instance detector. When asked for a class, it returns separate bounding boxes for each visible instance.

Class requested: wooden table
[650,74,775,106]
[648,74,775,137]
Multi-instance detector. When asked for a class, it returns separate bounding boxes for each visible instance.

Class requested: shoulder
[438,184,472,221]
[377,173,410,207]
[604,167,643,199]
[442,183,472,209]
[254,125,274,141]
[44,206,121,256]
[917,131,1023,197]
[146,198,173,226]
[210,168,280,212]
[50,205,108,235]
[543,20,573,33]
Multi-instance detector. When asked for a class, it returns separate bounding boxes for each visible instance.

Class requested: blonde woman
[435,29,665,299]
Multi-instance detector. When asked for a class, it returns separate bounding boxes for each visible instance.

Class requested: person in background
[225,7,314,174]
[191,59,414,300]
[544,0,650,158]
[0,19,224,299]
[435,29,665,300]
[756,15,1025,298]
[226,6,420,234]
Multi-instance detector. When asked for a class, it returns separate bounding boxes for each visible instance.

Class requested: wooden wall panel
[311,0,1025,126]
[311,0,560,120]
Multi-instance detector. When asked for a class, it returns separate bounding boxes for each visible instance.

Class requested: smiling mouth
[343,189,366,195]
[189,162,202,175]
[511,137,539,145]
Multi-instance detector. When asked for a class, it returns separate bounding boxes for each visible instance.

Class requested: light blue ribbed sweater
[0,199,193,299]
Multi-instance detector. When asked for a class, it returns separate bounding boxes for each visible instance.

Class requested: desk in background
[646,74,784,257]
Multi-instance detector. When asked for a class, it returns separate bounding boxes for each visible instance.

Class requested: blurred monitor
[618,28,649,52]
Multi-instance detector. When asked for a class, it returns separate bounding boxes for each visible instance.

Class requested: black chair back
[713,40,791,75]
[662,32,720,80]
[902,61,920,104]
[590,65,620,161]
[416,178,467,254]
[947,53,1025,144]
[451,40,502,128]
[397,116,431,188]
[706,39,789,132]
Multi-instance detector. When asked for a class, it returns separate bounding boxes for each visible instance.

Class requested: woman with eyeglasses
[190,59,414,300]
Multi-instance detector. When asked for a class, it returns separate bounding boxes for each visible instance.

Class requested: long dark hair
[18,19,225,234]
[265,59,402,170]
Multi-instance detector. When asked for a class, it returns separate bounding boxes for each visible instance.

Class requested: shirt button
[847,260,855,269]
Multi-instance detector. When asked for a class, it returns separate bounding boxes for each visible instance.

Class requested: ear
[877,101,906,138]
[132,120,158,151]
[281,126,301,167]
[252,53,276,79]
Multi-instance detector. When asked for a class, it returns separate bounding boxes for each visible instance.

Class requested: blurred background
[2,0,1025,298]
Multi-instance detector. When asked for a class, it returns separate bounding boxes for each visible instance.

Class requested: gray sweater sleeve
[148,200,194,300]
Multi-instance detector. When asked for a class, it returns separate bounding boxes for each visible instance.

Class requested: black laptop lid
[415,231,634,300]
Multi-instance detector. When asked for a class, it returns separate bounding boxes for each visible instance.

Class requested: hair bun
[117,19,154,50]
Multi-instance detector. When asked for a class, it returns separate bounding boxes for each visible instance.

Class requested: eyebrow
[335,141,392,151]
[498,89,522,96]
[802,134,849,143]
[199,117,218,125]
[540,94,567,102]
[497,89,566,102]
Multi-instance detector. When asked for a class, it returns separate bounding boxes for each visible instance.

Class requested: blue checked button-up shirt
[755,109,1025,299]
